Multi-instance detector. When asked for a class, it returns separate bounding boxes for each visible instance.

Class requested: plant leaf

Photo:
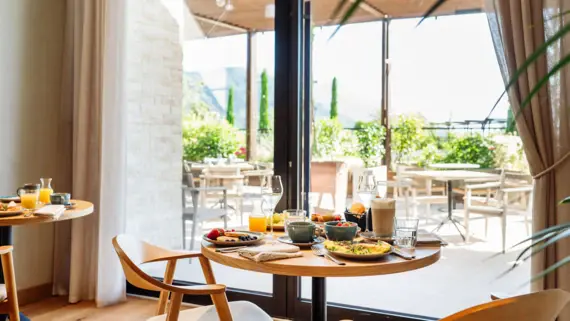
[330,0,350,22]
[510,230,562,269]
[518,228,570,265]
[547,9,570,21]
[509,222,570,249]
[560,196,570,204]
[417,0,448,26]
[329,0,365,40]
[530,255,570,284]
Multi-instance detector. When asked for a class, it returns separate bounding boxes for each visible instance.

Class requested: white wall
[124,0,183,249]
[0,0,66,289]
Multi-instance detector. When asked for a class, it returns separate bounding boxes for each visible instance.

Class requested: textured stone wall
[125,0,183,249]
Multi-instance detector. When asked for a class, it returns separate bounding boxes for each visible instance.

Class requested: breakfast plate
[323,240,392,260]
[203,229,265,246]
[0,196,19,203]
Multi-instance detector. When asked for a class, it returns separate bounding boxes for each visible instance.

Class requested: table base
[0,226,30,321]
[312,277,326,321]
[431,180,466,241]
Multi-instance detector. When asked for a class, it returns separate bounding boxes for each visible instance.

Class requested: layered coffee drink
[370,198,396,237]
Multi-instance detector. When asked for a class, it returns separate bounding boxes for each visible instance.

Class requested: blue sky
[183,13,509,124]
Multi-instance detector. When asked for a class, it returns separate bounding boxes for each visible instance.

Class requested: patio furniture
[182,173,228,250]
[404,170,500,240]
[201,235,441,321]
[377,165,412,216]
[310,161,348,213]
[463,171,533,252]
[113,235,272,321]
[0,246,19,321]
[201,166,245,224]
[440,289,570,321]
[191,162,255,172]
[429,163,481,170]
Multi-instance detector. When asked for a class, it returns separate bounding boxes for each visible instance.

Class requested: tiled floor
[144,199,531,319]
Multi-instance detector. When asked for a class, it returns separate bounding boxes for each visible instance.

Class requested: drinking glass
[394,217,419,249]
[283,209,306,236]
[357,172,378,232]
[17,184,40,212]
[261,175,283,237]
[39,178,53,204]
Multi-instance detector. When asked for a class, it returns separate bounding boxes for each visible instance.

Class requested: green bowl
[324,221,358,241]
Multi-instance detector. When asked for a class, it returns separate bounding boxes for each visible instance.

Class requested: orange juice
[21,194,38,210]
[39,188,53,204]
[249,216,267,232]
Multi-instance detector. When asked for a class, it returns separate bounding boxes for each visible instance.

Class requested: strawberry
[333,215,341,221]
[337,222,342,227]
[206,228,225,240]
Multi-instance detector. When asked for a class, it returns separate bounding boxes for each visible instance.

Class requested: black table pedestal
[312,277,326,321]
[0,226,30,321]
[432,180,466,240]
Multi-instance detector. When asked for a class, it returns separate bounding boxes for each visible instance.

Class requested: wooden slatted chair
[440,289,570,321]
[0,246,19,321]
[112,235,272,321]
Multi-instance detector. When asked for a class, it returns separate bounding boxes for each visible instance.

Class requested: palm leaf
[547,9,570,21]
[417,0,448,26]
[509,222,570,249]
[560,196,570,204]
[530,255,570,284]
[511,230,563,269]
[330,0,365,40]
[518,228,570,265]
[330,0,350,22]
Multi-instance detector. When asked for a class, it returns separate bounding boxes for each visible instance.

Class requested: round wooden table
[0,200,93,321]
[202,238,441,321]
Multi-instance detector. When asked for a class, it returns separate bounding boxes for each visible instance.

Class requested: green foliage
[443,133,496,168]
[330,77,338,119]
[355,121,386,167]
[391,115,426,164]
[259,70,270,133]
[416,132,444,167]
[506,108,517,134]
[182,117,240,162]
[226,86,234,126]
[312,119,344,159]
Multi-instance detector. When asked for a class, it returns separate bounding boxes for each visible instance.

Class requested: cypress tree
[259,70,269,132]
[330,77,338,119]
[226,86,234,126]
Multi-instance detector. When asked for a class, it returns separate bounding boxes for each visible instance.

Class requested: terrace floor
[143,199,531,319]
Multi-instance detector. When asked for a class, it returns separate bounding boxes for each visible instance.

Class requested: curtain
[486,0,570,319]
[53,0,128,307]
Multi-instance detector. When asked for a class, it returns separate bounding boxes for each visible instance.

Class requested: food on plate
[311,213,340,223]
[217,236,238,242]
[335,222,356,227]
[349,203,366,215]
[206,228,225,240]
[266,212,288,226]
[0,202,21,212]
[225,231,250,237]
[324,240,391,255]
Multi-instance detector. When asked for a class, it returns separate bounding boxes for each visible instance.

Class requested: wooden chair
[440,289,570,321]
[112,235,272,321]
[0,246,19,321]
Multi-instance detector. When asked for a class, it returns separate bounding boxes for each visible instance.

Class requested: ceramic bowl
[324,221,358,241]
[286,221,316,243]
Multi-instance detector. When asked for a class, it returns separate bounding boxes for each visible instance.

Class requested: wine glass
[261,175,283,237]
[357,172,378,232]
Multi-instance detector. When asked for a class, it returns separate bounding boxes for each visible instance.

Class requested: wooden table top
[428,163,481,170]
[201,238,441,278]
[0,200,94,226]
[404,170,499,182]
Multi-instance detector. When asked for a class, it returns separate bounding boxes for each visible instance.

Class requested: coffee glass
[370,198,396,238]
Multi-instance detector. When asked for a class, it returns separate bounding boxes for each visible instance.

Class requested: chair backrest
[112,235,174,293]
[440,289,570,321]
[493,169,508,204]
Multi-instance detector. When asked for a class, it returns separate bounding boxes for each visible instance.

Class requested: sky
[182,13,509,124]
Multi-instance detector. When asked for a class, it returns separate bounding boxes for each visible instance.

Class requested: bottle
[39,178,53,204]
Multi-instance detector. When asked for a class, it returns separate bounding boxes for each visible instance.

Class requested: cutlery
[216,246,248,253]
[392,247,415,260]
[311,245,346,265]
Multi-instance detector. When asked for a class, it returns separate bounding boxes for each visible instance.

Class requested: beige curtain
[487,0,570,319]
[54,0,128,306]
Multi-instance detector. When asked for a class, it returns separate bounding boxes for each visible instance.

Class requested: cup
[17,184,40,211]
[51,193,71,205]
[370,198,396,238]
[287,221,316,243]
[394,218,419,249]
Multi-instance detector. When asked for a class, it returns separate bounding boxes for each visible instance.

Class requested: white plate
[203,231,265,247]
[277,236,324,247]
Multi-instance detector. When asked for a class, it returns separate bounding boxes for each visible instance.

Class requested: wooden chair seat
[147,301,271,321]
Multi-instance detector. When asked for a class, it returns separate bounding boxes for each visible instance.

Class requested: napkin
[34,205,65,218]
[417,230,448,246]
[238,243,302,262]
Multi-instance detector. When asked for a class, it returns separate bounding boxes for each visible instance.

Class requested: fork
[311,245,346,265]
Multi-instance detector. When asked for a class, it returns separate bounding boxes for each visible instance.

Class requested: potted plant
[352,121,387,202]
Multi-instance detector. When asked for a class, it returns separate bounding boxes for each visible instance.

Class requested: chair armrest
[161,283,226,295]
[502,186,533,193]
[182,186,227,192]
[465,182,501,190]
[144,250,203,263]
[0,246,13,255]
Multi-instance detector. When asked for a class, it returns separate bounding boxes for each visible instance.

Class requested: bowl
[344,208,372,232]
[287,221,316,243]
[324,221,358,241]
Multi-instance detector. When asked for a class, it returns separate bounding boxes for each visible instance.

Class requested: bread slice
[217,236,239,242]
[224,231,249,237]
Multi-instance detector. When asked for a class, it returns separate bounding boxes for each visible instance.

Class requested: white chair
[463,170,533,252]
[201,166,245,225]
[377,166,413,216]
[182,173,228,250]
[409,173,448,222]
[113,235,272,321]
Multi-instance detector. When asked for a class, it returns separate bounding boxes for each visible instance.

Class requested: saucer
[277,236,325,247]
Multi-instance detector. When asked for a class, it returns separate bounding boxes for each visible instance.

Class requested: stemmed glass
[357,172,378,232]
[261,175,283,237]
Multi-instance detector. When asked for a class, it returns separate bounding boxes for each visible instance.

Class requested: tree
[259,70,269,133]
[330,77,338,119]
[226,86,234,126]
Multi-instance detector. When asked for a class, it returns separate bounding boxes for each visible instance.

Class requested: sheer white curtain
[53,0,128,306]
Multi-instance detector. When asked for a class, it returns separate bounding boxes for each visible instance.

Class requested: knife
[392,247,415,260]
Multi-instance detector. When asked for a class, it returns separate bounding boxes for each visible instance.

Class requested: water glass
[394,218,419,249]
[283,209,306,236]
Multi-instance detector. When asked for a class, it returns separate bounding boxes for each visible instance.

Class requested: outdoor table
[0,200,94,321]
[202,237,441,321]
[428,163,481,170]
[191,163,255,171]
[403,170,499,239]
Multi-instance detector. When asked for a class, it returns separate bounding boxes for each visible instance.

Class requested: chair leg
[182,218,186,250]
[190,219,198,251]
[464,208,470,243]
[501,213,507,253]
[524,210,530,236]
[484,217,489,238]
[157,260,176,315]
[165,292,183,321]
[2,251,19,321]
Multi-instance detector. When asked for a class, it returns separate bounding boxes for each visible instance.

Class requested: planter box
[310,161,348,213]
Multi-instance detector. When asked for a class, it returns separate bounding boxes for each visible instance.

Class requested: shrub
[416,132,444,167]
[443,133,496,168]
[391,114,426,164]
[355,121,386,167]
[182,117,240,162]
[313,119,344,159]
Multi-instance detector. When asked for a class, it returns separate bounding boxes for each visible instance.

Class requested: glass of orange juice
[17,183,40,211]
[248,199,267,233]
[39,178,53,204]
